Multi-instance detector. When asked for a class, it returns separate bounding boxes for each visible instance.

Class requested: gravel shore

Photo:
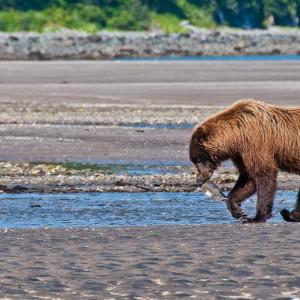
[2,29,300,60]
[0,162,298,194]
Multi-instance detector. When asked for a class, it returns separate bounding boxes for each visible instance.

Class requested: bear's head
[189,124,218,186]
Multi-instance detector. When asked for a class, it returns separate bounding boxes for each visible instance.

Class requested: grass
[0,3,214,33]
[150,13,186,33]
[31,161,130,174]
[176,0,216,29]
[0,5,107,33]
[0,0,299,33]
[0,2,297,33]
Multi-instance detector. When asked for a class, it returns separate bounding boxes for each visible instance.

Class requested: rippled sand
[0,225,299,299]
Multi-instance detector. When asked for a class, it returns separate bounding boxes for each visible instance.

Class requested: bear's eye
[191,157,200,164]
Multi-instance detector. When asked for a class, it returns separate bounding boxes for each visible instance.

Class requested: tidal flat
[0,60,299,298]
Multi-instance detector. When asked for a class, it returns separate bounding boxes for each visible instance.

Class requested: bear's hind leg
[280,189,300,222]
[247,169,277,223]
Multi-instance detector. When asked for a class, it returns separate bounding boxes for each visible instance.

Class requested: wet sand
[0,61,300,106]
[0,61,299,162]
[0,225,299,299]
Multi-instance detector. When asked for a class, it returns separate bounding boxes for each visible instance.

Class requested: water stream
[0,190,296,228]
[120,54,300,62]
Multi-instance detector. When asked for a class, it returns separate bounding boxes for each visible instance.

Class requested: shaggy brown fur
[189,99,300,223]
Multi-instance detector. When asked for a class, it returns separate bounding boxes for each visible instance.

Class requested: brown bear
[189,99,300,223]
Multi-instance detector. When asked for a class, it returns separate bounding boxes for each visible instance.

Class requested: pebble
[1,30,300,60]
[0,161,297,194]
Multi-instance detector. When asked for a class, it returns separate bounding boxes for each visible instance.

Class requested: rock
[0,30,300,59]
[30,204,41,208]
[10,185,28,192]
[0,161,298,193]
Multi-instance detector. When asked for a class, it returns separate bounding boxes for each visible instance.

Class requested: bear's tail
[280,188,300,222]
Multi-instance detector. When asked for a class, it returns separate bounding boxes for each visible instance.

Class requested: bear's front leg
[246,170,277,223]
[226,174,256,219]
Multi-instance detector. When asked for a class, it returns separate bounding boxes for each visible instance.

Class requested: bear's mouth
[196,180,227,201]
[196,177,209,186]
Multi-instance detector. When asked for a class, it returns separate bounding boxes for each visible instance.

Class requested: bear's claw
[237,214,248,224]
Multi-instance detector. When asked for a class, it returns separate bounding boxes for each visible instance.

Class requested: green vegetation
[31,161,132,174]
[0,0,299,32]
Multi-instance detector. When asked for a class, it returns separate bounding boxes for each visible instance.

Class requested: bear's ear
[193,125,209,142]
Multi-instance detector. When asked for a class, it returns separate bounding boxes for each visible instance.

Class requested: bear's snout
[194,163,213,186]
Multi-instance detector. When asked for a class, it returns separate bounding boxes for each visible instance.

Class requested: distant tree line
[0,0,299,32]
[214,0,300,28]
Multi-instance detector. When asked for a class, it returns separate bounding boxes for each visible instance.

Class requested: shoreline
[1,29,300,60]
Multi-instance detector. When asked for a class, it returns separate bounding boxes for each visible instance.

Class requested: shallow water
[73,159,194,175]
[120,54,300,62]
[128,123,193,129]
[73,159,232,175]
[0,191,296,228]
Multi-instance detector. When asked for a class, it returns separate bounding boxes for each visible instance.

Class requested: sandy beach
[0,60,299,298]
